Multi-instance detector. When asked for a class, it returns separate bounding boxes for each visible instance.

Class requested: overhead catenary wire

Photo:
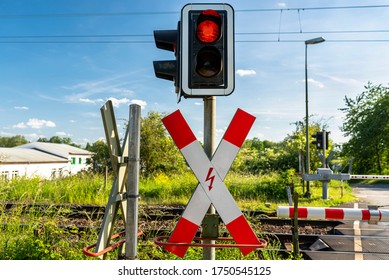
[1,29,389,43]
[0,4,388,44]
[0,4,388,18]
[1,28,389,39]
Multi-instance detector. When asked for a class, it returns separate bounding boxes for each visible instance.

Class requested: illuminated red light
[196,9,221,43]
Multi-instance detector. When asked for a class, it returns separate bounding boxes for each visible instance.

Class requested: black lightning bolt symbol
[206,167,215,191]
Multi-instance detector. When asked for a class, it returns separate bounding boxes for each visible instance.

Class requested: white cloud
[14,118,56,129]
[27,118,56,129]
[108,97,130,108]
[317,73,364,88]
[236,69,257,77]
[14,106,29,110]
[56,131,71,137]
[277,2,287,8]
[130,99,147,109]
[13,122,27,129]
[79,98,104,105]
[63,74,135,103]
[25,133,44,141]
[307,78,325,88]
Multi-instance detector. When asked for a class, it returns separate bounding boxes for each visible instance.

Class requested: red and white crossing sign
[162,109,261,257]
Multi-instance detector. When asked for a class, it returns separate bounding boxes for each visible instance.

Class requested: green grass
[0,204,97,260]
[0,173,111,205]
[0,171,356,208]
[0,171,356,259]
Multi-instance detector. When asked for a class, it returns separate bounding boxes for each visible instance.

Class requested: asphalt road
[306,183,389,260]
[352,183,389,209]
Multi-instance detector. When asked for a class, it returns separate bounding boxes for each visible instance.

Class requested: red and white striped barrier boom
[162,109,261,257]
[349,175,389,180]
[277,206,389,222]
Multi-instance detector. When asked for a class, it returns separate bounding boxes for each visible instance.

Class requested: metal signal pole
[203,96,216,260]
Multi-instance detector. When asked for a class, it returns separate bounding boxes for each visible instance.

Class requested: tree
[84,112,187,176]
[341,82,389,174]
[0,135,28,147]
[140,111,186,176]
[85,140,110,172]
[38,136,80,147]
[232,117,333,175]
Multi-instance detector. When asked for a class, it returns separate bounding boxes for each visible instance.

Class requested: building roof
[0,147,67,164]
[16,142,93,159]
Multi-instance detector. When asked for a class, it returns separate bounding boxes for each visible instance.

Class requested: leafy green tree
[85,140,110,172]
[140,111,186,176]
[233,118,332,175]
[283,118,333,172]
[341,82,389,174]
[84,112,186,176]
[0,135,28,147]
[38,136,80,147]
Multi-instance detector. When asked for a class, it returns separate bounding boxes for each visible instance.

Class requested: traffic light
[153,23,180,96]
[180,3,234,97]
[311,131,330,150]
[311,132,323,149]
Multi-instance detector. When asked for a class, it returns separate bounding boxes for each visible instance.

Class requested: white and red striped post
[277,206,389,222]
[162,109,261,257]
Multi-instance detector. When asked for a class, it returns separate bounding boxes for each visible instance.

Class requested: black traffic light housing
[311,131,330,150]
[180,3,234,97]
[153,23,181,95]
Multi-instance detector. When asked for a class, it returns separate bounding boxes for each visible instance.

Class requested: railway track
[2,202,389,259]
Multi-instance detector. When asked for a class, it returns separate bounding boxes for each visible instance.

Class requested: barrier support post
[292,192,300,259]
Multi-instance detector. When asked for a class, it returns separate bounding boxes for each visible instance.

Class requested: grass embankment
[0,172,356,260]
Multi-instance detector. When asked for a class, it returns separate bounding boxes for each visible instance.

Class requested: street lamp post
[304,37,325,197]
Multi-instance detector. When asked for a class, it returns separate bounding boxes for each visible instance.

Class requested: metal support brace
[95,100,130,259]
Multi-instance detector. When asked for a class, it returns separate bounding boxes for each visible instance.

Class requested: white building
[0,142,93,180]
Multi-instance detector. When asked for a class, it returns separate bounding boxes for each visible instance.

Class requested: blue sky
[1,0,388,147]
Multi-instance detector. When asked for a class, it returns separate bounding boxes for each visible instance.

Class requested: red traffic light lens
[196,10,221,43]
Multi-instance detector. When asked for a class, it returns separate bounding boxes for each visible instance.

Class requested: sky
[1,0,389,147]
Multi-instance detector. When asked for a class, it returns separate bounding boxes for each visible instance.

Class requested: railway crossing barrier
[157,109,266,258]
[277,206,389,222]
[303,168,389,200]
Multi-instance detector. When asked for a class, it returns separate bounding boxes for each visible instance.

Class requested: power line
[0,40,153,44]
[0,4,388,19]
[0,11,178,19]
[1,28,389,39]
[237,4,389,12]
[1,39,388,44]
[237,39,389,43]
[0,34,152,39]
[238,29,389,35]
[0,28,388,44]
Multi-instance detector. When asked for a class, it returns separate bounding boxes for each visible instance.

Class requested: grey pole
[322,131,329,200]
[203,96,216,260]
[304,43,311,197]
[304,37,325,197]
[125,104,141,259]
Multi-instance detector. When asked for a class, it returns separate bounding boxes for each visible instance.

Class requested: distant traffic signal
[153,24,180,96]
[180,3,234,97]
[311,131,330,150]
